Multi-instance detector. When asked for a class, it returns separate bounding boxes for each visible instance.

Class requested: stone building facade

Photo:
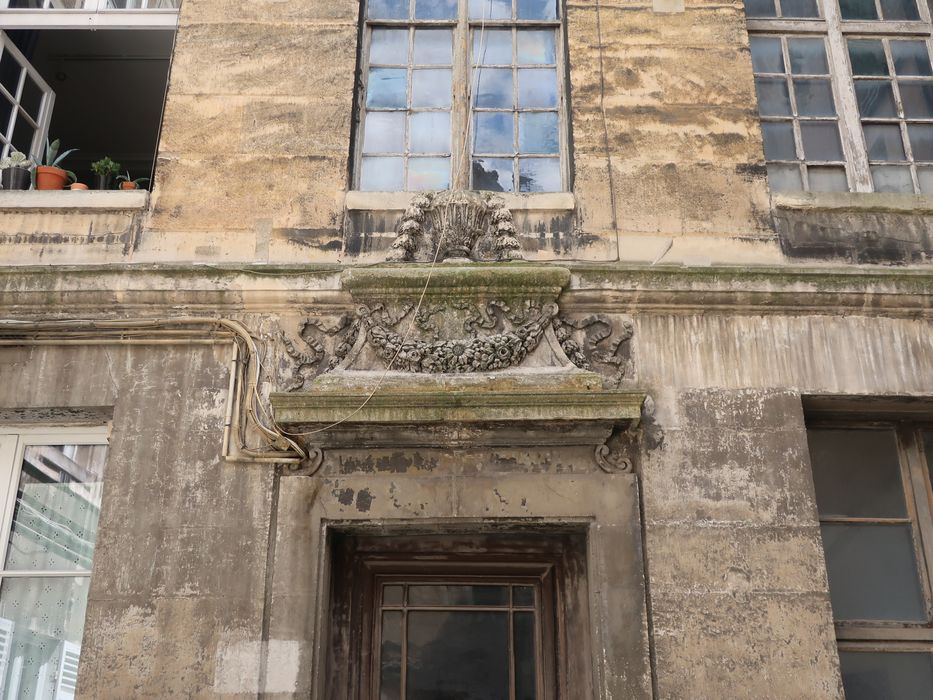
[0,0,931,698]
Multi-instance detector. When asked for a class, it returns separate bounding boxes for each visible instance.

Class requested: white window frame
[0,31,55,162]
[0,0,179,29]
[354,0,569,193]
[747,0,933,193]
[0,425,110,697]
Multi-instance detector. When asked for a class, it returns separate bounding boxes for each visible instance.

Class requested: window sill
[773,191,933,215]
[345,190,576,212]
[0,190,149,212]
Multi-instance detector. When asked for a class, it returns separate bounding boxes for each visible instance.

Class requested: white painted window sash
[0,31,55,162]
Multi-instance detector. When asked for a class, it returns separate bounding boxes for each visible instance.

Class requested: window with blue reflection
[358,0,565,191]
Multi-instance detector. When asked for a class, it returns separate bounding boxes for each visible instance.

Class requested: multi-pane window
[746,0,933,194]
[357,0,566,193]
[0,32,53,161]
[806,422,933,698]
[0,428,109,699]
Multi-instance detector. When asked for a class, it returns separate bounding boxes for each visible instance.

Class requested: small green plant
[39,138,77,168]
[91,156,120,177]
[0,150,35,170]
[116,171,150,188]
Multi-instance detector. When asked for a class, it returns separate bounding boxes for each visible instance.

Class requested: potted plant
[115,171,150,190]
[90,156,120,190]
[69,182,89,190]
[0,150,35,190]
[35,138,77,191]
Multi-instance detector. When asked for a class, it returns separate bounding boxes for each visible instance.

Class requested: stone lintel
[270,385,645,449]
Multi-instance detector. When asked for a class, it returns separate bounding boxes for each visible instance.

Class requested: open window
[0,1,177,188]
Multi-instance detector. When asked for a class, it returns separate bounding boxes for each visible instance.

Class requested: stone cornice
[0,262,930,317]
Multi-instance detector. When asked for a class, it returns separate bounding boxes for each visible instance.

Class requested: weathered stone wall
[0,342,272,698]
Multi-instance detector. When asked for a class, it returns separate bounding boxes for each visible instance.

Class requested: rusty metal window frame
[353,0,568,193]
[325,531,590,700]
[805,419,933,674]
[746,0,933,194]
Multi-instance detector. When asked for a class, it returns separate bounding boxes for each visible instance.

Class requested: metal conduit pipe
[0,317,307,465]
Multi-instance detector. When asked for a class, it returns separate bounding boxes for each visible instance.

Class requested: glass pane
[519,157,561,191]
[474,30,512,65]
[367,68,408,109]
[407,157,450,191]
[808,429,905,517]
[518,68,558,108]
[368,0,408,20]
[864,123,906,160]
[380,610,402,700]
[794,79,836,117]
[840,652,933,700]
[0,577,90,700]
[519,112,559,154]
[789,38,828,75]
[808,166,848,192]
[822,523,925,621]
[780,0,819,16]
[513,586,535,606]
[926,430,933,479]
[880,0,920,19]
[360,156,404,190]
[470,0,512,20]
[414,29,452,65]
[475,112,514,153]
[755,78,792,117]
[0,96,11,138]
[370,29,409,66]
[848,40,888,77]
[363,112,406,153]
[383,585,404,605]
[917,167,933,193]
[514,612,537,700]
[518,30,556,65]
[855,80,898,118]
[10,116,35,162]
[18,76,42,122]
[872,165,915,192]
[410,112,450,153]
[744,0,777,16]
[407,611,509,698]
[408,585,509,606]
[892,41,932,77]
[473,157,514,191]
[750,37,785,74]
[801,122,843,160]
[411,69,451,108]
[899,82,933,118]
[0,51,22,100]
[762,121,796,160]
[839,0,878,19]
[415,0,457,19]
[474,68,513,108]
[6,445,108,572]
[767,163,803,191]
[518,0,557,20]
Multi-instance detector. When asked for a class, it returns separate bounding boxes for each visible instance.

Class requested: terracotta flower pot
[35,165,68,190]
[69,182,89,190]
[120,181,138,190]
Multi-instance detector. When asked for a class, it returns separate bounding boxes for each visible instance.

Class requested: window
[806,422,933,698]
[0,33,53,161]
[746,0,933,193]
[326,531,590,699]
[0,427,109,699]
[356,0,567,193]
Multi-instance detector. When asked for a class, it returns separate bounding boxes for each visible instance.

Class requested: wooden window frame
[325,530,590,700]
[0,32,55,162]
[746,0,933,193]
[353,0,569,193]
[805,418,933,654]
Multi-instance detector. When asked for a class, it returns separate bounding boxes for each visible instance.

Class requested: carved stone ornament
[387,190,523,263]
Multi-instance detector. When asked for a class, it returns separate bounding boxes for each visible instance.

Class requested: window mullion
[901,426,933,616]
[822,0,875,191]
[452,0,471,189]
